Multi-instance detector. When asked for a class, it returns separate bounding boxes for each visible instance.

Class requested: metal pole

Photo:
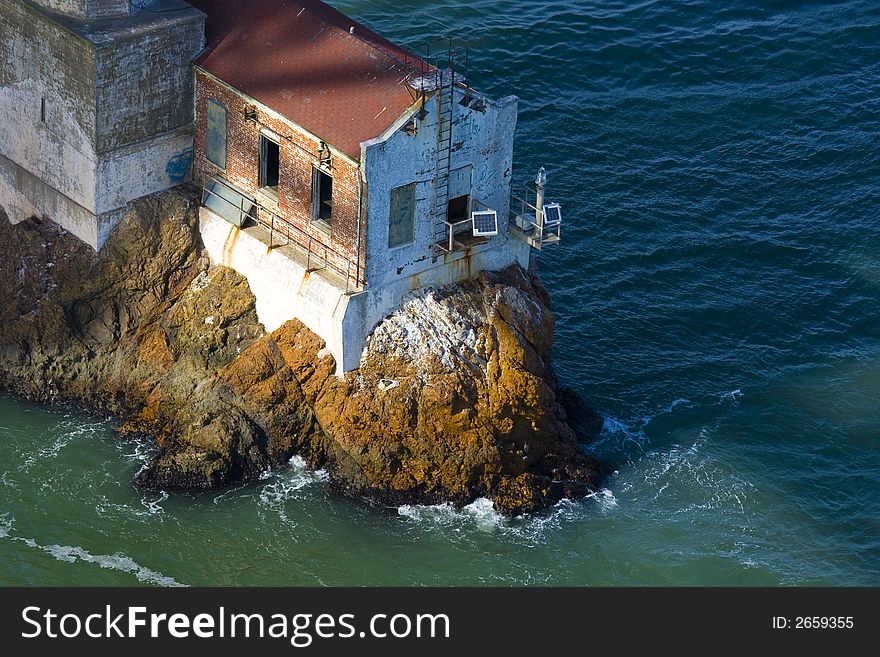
[535,167,547,239]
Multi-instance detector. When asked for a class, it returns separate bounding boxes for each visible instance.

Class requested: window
[312,167,333,224]
[260,134,280,194]
[206,99,227,169]
[40,98,46,123]
[388,183,416,248]
[447,194,469,223]
[447,164,472,223]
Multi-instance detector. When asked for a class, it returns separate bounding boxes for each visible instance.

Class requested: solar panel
[542,203,562,226]
[472,210,498,237]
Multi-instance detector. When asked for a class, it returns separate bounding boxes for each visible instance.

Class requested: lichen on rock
[0,188,603,515]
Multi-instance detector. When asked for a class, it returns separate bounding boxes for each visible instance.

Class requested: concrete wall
[29,0,131,19]
[96,18,204,153]
[362,88,519,289]
[88,0,131,18]
[0,0,205,250]
[0,0,98,216]
[96,125,195,214]
[199,207,353,375]
[0,152,104,246]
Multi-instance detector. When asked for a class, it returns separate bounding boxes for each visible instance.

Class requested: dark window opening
[447,194,469,223]
[312,168,333,223]
[40,98,46,123]
[260,135,280,193]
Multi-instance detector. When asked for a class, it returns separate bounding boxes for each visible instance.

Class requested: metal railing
[509,190,561,248]
[436,199,496,253]
[201,180,364,293]
[437,217,472,253]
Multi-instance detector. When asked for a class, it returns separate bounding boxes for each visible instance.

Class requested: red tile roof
[187,0,425,160]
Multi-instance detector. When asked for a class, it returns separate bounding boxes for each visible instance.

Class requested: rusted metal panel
[206,98,227,169]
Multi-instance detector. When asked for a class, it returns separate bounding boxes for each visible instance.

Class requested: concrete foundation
[199,208,355,375]
[199,206,529,375]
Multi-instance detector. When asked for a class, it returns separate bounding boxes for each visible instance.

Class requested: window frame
[205,98,228,170]
[388,182,417,249]
[259,133,281,196]
[311,165,333,227]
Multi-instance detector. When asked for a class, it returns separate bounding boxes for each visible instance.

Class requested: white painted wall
[361,89,519,289]
[199,208,353,375]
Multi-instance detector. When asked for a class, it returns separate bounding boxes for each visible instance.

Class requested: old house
[0,0,562,374]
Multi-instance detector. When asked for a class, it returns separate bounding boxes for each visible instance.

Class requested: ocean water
[2,0,879,585]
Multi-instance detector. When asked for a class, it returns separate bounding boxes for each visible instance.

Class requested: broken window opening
[447,194,470,224]
[312,167,333,224]
[260,134,280,195]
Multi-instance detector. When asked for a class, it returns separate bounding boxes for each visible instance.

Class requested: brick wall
[193,70,365,287]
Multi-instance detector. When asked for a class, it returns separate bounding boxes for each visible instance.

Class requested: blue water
[1,0,878,585]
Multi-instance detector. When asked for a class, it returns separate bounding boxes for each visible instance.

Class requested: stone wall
[28,0,131,19]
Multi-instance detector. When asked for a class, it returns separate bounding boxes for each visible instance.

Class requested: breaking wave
[397,488,619,542]
[257,456,329,523]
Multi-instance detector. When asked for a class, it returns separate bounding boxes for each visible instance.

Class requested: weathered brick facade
[193,69,365,287]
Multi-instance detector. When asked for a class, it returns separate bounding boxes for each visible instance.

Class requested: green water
[2,0,880,585]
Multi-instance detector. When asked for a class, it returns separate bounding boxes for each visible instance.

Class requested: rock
[0,188,603,515]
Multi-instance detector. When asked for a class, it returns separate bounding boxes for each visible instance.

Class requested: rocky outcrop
[0,189,602,515]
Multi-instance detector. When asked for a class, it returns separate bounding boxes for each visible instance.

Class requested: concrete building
[1,0,561,373]
[189,0,546,373]
[0,0,205,249]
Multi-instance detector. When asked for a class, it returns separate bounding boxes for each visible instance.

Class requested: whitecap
[0,513,12,538]
[397,492,615,544]
[0,519,184,587]
[719,389,743,403]
[584,487,618,512]
[141,490,169,515]
[39,544,184,587]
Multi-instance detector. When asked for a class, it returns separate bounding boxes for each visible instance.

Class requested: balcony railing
[201,178,363,293]
[433,199,495,254]
[508,187,561,250]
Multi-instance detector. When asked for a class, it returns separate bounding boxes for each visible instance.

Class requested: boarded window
[206,99,227,169]
[388,183,416,247]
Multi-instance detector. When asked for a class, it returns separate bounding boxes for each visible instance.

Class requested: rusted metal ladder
[432,48,456,255]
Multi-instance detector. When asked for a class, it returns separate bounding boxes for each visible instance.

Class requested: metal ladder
[432,52,456,255]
